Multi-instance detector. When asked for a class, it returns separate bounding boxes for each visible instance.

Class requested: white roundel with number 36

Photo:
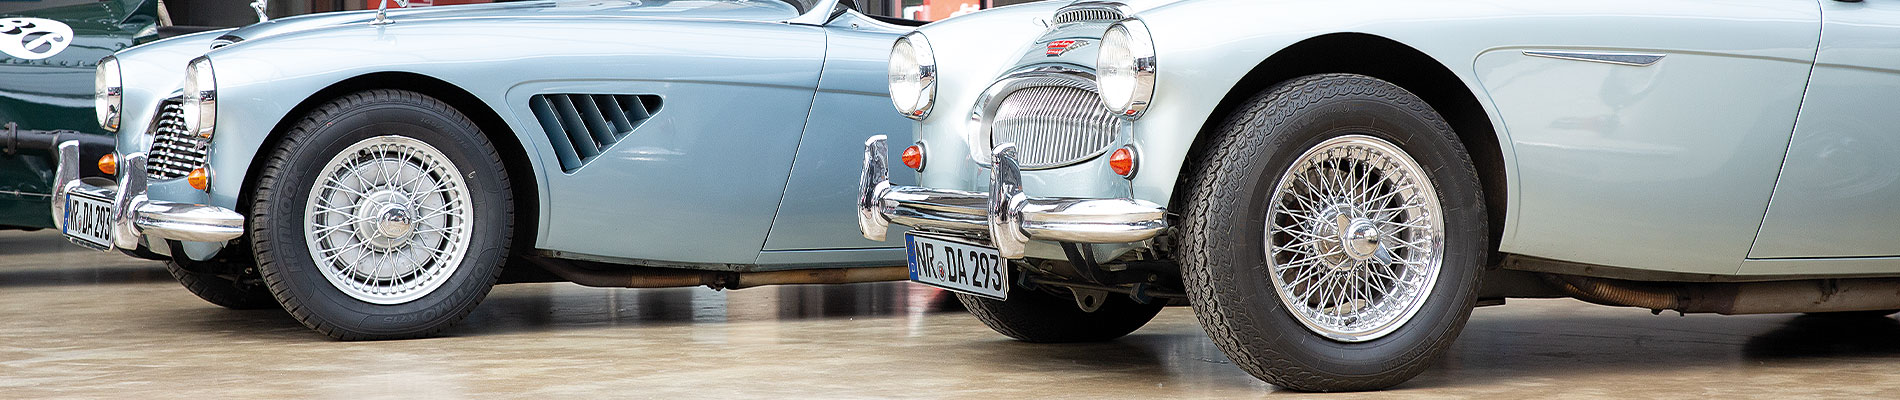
[0,17,73,60]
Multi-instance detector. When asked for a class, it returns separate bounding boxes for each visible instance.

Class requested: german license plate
[906,233,1008,300]
[61,191,113,250]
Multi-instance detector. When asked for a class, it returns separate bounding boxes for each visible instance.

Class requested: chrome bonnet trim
[1522,50,1665,67]
[1050,1,1129,25]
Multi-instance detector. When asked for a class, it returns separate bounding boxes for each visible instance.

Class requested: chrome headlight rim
[1096,18,1157,119]
[182,56,217,139]
[889,32,938,120]
[95,56,122,132]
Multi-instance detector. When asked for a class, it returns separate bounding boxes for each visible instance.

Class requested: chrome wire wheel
[1265,134,1444,342]
[303,135,472,305]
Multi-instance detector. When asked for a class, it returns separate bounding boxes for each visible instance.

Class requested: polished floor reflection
[4,230,1899,398]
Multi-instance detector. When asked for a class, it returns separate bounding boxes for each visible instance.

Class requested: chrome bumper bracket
[52,140,245,252]
[857,136,1168,259]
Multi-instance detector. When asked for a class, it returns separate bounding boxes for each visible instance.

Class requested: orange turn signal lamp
[1109,146,1137,178]
[97,154,116,175]
[901,143,925,171]
[188,168,208,191]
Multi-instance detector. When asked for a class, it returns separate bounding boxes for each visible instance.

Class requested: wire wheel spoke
[1264,135,1445,343]
[303,136,472,305]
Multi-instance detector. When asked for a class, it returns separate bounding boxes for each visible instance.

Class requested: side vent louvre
[529,94,662,172]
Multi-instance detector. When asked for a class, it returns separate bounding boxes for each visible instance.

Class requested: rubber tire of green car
[163,260,279,310]
[1178,74,1487,392]
[250,89,513,341]
[958,282,1165,343]
[1804,310,1900,318]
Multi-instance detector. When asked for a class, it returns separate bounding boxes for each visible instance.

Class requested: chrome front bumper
[856,135,1168,259]
[50,140,245,251]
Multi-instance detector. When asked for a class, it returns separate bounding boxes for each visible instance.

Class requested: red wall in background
[898,0,989,21]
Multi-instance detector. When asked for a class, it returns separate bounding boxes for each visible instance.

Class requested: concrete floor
[4,230,1900,398]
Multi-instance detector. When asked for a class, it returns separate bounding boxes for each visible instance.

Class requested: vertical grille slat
[621,95,653,120]
[529,96,583,171]
[989,82,1118,169]
[1051,4,1124,25]
[529,94,662,172]
[145,98,206,180]
[547,95,601,160]
[570,95,619,149]
[596,95,634,135]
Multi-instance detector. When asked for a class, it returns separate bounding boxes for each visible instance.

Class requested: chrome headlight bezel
[888,32,938,120]
[182,56,217,139]
[1096,18,1156,119]
[95,56,122,132]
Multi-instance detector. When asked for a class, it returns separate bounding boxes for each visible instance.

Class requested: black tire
[251,89,512,340]
[1178,74,1487,392]
[1805,310,1900,318]
[958,283,1165,343]
[163,260,278,310]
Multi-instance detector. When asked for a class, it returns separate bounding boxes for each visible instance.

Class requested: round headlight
[1097,19,1156,118]
[95,56,122,132]
[888,32,937,120]
[182,56,216,138]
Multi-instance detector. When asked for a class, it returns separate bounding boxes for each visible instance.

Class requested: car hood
[221,0,805,44]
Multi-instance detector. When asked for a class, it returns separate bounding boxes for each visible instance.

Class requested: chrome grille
[146,98,205,180]
[990,84,1118,169]
[1051,4,1124,24]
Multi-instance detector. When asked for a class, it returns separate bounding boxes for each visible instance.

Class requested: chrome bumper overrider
[856,135,1168,259]
[51,141,245,251]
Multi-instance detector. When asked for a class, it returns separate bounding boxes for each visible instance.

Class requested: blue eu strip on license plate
[61,192,114,250]
[905,233,1008,300]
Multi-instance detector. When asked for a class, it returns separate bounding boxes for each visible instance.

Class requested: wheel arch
[238,71,542,260]
[1170,32,1509,263]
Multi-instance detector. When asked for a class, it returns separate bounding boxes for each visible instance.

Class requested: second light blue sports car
[61,0,922,340]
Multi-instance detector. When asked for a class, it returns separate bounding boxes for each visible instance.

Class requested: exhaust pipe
[1542,273,1900,315]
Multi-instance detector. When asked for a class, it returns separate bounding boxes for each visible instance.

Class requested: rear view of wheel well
[1177,33,1508,263]
[241,72,541,259]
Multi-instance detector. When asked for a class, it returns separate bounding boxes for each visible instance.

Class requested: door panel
[531,24,825,265]
[764,20,915,251]
[1750,1,1900,259]
[1475,0,1820,275]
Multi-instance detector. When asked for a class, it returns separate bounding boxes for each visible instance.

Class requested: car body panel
[902,0,1900,277]
[1749,0,1900,260]
[115,1,920,268]
[764,13,920,251]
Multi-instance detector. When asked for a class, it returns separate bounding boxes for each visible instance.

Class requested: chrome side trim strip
[1522,50,1665,67]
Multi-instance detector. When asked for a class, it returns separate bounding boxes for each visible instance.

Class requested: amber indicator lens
[902,144,924,171]
[1110,147,1135,177]
[188,168,209,191]
[97,154,116,175]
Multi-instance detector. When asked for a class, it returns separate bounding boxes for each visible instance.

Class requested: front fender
[1124,0,1519,213]
[112,28,230,157]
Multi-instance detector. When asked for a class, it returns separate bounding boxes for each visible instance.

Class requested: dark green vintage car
[1,0,259,230]
[0,0,168,229]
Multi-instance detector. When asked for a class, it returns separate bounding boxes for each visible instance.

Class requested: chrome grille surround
[970,67,1119,170]
[1051,1,1127,25]
[146,97,206,180]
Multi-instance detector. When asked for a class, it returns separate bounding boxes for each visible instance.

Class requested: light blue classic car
[62,0,924,340]
[860,0,1900,391]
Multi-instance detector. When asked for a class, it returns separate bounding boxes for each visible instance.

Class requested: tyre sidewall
[1200,76,1485,379]
[258,95,509,337]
